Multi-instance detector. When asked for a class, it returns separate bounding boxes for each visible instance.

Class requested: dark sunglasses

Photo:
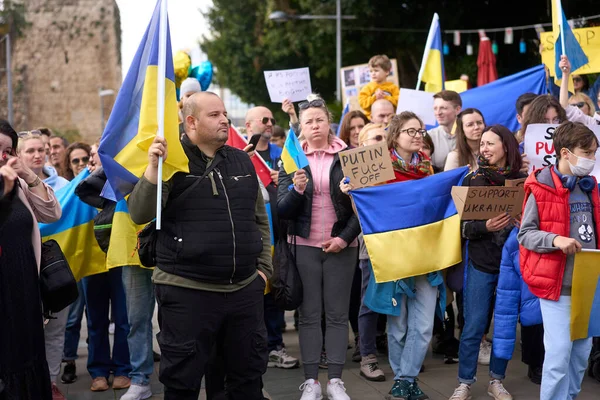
[298,99,326,110]
[258,117,276,125]
[573,76,583,83]
[573,102,586,109]
[372,134,384,142]
[71,156,90,165]
[18,129,42,137]
[400,128,427,137]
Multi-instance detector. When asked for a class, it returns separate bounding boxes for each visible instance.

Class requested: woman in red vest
[450,125,526,400]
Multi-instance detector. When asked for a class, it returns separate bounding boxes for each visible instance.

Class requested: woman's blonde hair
[17,133,44,153]
[569,92,596,117]
[358,123,387,146]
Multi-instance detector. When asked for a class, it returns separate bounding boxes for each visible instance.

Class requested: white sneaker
[268,348,300,369]
[449,383,472,400]
[299,379,322,400]
[327,378,350,400]
[478,341,491,365]
[487,380,512,400]
[119,384,153,400]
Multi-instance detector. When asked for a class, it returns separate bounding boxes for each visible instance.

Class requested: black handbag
[39,239,78,316]
[271,224,303,310]
[136,162,220,268]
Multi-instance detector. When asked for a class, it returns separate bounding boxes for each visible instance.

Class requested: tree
[201,0,598,117]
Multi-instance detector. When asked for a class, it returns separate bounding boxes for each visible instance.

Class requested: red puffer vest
[520,167,600,301]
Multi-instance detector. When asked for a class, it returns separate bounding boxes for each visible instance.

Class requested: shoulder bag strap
[168,157,222,209]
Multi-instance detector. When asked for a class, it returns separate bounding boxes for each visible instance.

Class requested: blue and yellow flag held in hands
[39,170,106,281]
[351,167,468,283]
[106,199,146,270]
[98,0,188,201]
[281,127,309,174]
[570,251,600,341]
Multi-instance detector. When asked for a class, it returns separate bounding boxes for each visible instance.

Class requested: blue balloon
[189,61,213,91]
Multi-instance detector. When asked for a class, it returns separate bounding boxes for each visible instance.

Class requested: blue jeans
[81,267,132,378]
[63,280,86,361]
[387,275,437,382]
[539,296,593,400]
[264,292,285,352]
[358,259,379,357]
[458,262,508,384]
[122,266,155,385]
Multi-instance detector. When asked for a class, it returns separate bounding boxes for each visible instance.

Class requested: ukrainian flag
[552,0,588,92]
[351,166,468,283]
[419,13,445,93]
[98,0,188,201]
[570,250,600,341]
[106,200,146,270]
[39,170,107,281]
[281,127,309,174]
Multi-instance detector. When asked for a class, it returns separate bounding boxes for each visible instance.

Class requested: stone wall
[0,0,122,143]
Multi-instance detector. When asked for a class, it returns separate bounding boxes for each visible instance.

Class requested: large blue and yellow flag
[351,167,468,283]
[106,199,146,270]
[98,0,188,201]
[552,0,589,92]
[39,170,107,281]
[419,13,445,93]
[570,251,600,341]
[281,127,309,174]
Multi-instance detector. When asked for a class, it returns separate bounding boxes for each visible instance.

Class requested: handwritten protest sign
[264,67,312,103]
[396,88,436,126]
[523,124,600,178]
[451,184,524,220]
[541,27,600,76]
[339,142,395,188]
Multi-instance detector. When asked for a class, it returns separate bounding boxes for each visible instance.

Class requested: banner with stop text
[523,124,600,178]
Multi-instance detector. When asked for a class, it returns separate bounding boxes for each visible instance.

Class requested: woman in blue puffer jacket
[493,227,545,384]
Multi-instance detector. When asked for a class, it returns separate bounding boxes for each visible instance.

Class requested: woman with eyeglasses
[277,95,361,400]
[63,142,92,181]
[445,108,485,171]
[559,56,600,125]
[449,125,526,400]
[568,93,596,117]
[0,120,61,400]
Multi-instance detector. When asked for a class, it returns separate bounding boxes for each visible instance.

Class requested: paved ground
[56,312,599,400]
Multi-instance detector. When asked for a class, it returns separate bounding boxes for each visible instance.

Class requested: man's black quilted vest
[156,141,263,284]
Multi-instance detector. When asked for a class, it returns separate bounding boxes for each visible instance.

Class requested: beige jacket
[15,178,62,272]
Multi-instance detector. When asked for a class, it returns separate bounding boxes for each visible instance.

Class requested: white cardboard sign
[396,88,436,126]
[264,67,312,103]
[523,123,600,178]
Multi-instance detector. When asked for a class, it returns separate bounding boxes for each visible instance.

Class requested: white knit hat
[180,77,201,95]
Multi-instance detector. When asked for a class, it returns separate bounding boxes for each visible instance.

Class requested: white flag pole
[416,13,439,91]
[557,0,566,56]
[156,0,168,230]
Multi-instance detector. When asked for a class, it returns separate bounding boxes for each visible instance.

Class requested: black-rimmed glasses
[71,156,90,165]
[400,128,427,137]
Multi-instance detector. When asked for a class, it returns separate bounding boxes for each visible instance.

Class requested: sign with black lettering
[451,185,525,220]
[339,142,395,188]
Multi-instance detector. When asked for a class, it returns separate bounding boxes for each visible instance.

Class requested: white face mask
[567,149,596,177]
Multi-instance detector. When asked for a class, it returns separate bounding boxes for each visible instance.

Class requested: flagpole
[156,0,167,230]
[416,13,438,91]
[557,0,566,56]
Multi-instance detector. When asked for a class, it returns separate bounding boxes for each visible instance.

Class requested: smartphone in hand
[247,133,261,150]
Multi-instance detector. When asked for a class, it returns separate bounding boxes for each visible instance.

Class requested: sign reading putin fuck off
[339,142,395,188]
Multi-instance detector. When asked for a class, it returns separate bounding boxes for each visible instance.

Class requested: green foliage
[201,0,598,119]
[0,0,30,37]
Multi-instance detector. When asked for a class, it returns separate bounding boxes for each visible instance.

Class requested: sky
[115,0,213,77]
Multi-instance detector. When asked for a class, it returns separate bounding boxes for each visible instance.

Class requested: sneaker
[360,354,385,382]
[120,384,153,400]
[299,379,322,400]
[409,380,429,400]
[90,377,109,392]
[327,379,350,400]
[478,341,491,366]
[449,383,472,400]
[487,380,512,400]
[386,379,411,400]
[352,336,361,362]
[51,383,66,400]
[527,365,542,385]
[318,352,328,369]
[60,361,77,384]
[112,376,131,390]
[268,348,300,369]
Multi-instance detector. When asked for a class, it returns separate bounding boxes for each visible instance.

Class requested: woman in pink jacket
[0,120,61,400]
